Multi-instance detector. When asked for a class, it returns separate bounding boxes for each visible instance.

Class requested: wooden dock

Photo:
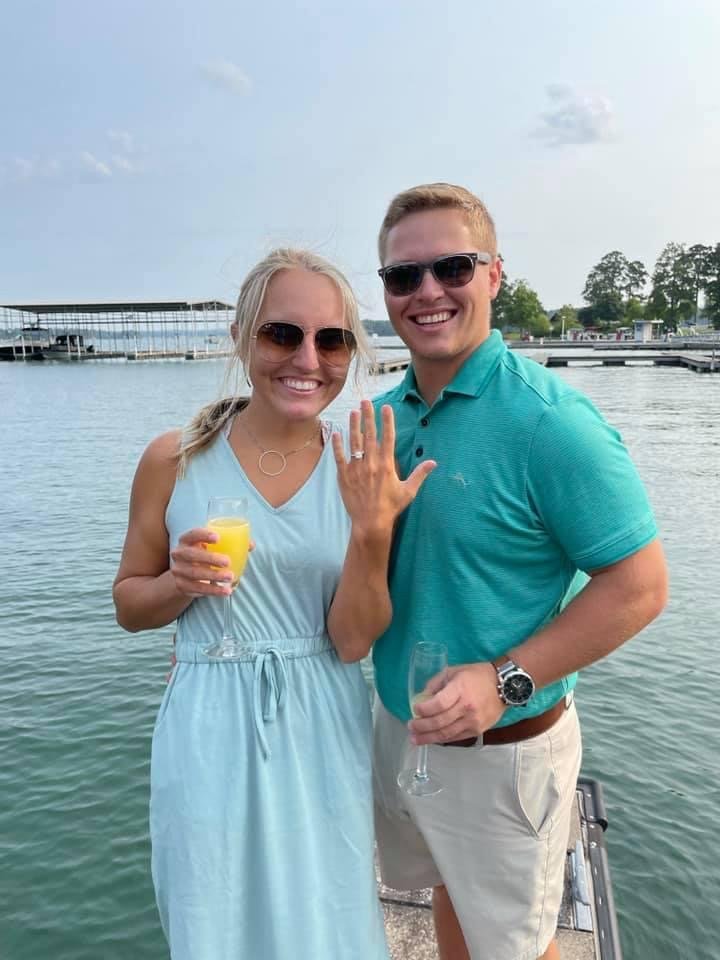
[371,353,412,375]
[543,351,719,373]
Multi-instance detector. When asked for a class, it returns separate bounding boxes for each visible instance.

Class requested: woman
[113,248,434,960]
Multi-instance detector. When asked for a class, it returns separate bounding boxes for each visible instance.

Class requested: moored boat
[41,333,95,360]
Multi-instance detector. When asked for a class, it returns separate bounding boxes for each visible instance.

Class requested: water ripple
[2,359,719,960]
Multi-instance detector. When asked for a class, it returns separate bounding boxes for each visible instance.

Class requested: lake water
[1,352,719,960]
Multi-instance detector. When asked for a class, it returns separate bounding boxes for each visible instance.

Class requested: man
[370,183,668,960]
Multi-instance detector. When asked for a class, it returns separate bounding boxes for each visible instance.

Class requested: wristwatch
[493,655,535,707]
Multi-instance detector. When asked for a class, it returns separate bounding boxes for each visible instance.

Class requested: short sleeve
[526,395,657,571]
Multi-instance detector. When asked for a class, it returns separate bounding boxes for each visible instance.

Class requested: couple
[113,183,668,960]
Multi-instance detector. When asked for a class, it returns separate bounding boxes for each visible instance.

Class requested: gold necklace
[239,417,322,477]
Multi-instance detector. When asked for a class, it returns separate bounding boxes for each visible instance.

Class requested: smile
[410,311,454,326]
[278,378,321,392]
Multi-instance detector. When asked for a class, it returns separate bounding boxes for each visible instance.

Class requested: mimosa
[207,517,251,588]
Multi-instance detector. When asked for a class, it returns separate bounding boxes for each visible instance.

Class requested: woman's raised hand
[332,400,436,539]
[170,528,254,598]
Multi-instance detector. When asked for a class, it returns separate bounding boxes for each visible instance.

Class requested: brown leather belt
[443,696,569,748]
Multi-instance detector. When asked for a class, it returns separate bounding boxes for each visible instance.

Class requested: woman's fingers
[360,399,377,450]
[170,526,235,597]
[379,404,395,463]
[178,526,218,546]
[348,408,363,460]
[332,430,348,471]
[404,458,437,497]
[174,575,232,598]
[171,545,231,571]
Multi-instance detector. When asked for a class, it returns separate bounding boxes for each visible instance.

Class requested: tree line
[491,242,720,336]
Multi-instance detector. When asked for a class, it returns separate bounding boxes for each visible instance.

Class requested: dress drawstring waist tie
[173,634,332,761]
[252,648,288,760]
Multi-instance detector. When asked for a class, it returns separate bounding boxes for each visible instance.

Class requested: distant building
[633,319,663,342]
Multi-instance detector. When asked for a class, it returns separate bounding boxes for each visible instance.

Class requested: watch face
[503,672,535,705]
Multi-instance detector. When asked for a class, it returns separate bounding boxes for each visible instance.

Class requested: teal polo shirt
[372,330,657,726]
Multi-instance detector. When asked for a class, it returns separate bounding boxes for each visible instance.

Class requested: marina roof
[1,299,235,315]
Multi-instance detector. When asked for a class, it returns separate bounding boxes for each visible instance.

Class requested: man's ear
[489,256,503,300]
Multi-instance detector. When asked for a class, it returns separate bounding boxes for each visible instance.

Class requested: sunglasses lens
[255,323,356,365]
[255,322,303,361]
[382,264,423,297]
[433,255,476,287]
[315,328,357,364]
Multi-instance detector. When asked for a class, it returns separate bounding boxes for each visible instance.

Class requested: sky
[1,0,719,317]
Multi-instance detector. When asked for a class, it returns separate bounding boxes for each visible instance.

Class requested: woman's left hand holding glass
[332,400,436,539]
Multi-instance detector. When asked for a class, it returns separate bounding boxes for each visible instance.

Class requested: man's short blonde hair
[378,182,497,263]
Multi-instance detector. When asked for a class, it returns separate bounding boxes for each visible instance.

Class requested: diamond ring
[350,450,365,460]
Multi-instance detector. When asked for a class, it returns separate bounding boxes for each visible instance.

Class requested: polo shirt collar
[396,329,506,404]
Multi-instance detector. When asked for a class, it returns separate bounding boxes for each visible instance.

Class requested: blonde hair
[177,248,369,475]
[378,182,497,263]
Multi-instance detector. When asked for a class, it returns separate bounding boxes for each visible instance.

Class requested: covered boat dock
[0,299,236,361]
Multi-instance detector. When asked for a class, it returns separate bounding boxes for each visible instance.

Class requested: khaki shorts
[373,697,582,960]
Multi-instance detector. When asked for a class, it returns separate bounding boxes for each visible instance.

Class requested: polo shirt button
[420,417,429,427]
[415,446,424,457]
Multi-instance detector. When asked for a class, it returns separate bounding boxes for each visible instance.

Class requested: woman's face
[247,268,352,423]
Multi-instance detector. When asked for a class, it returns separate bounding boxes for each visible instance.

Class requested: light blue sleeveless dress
[150,422,389,960]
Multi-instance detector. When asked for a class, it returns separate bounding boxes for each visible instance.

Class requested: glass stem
[414,745,429,782]
[222,591,234,641]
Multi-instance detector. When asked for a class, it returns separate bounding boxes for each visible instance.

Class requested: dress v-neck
[219,420,333,514]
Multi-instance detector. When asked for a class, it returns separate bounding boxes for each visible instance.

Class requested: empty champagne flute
[203,496,251,660]
[397,640,448,797]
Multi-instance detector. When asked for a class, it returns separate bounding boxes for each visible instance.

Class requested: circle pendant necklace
[239,417,321,477]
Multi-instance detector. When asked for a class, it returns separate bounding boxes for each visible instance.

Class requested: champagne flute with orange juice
[203,496,251,660]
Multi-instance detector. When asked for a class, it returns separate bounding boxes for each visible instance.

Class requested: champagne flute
[203,496,251,660]
[397,640,448,797]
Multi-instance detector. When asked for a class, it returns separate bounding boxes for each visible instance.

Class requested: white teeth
[414,312,452,325]
[281,378,319,391]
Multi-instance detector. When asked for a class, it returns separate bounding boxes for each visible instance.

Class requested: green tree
[582,250,647,326]
[648,243,696,331]
[554,304,578,339]
[583,250,628,304]
[702,243,720,329]
[624,260,648,300]
[592,292,624,326]
[505,280,549,337]
[624,298,645,323]
[577,305,597,329]
[686,243,713,323]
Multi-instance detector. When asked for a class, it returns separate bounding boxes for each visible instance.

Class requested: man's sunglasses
[252,322,357,366]
[378,252,493,297]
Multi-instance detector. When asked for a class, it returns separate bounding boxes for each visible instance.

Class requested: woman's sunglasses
[378,252,493,297]
[252,322,357,366]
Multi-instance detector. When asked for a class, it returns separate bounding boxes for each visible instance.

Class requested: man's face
[382,208,502,374]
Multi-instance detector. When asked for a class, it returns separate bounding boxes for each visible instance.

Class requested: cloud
[107,129,135,153]
[200,59,252,96]
[111,154,136,172]
[80,151,112,177]
[1,156,63,183]
[532,85,615,147]
[1,132,142,186]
